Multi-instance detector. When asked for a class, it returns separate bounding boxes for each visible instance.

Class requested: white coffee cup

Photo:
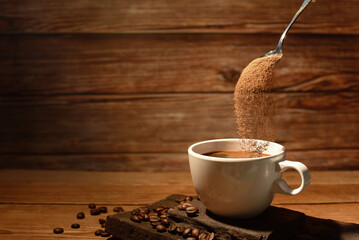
[188,139,311,218]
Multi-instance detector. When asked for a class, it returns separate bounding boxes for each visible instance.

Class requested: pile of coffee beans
[129,196,215,240]
[53,202,124,238]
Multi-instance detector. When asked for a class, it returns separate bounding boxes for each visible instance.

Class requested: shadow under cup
[188,139,302,218]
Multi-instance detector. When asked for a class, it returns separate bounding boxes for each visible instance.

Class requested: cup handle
[272,160,311,195]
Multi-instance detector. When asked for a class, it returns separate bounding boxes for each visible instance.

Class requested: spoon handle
[275,0,312,53]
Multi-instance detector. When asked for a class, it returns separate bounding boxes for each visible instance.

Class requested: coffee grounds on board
[234,54,282,156]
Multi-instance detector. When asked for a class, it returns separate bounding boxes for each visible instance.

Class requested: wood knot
[219,68,241,83]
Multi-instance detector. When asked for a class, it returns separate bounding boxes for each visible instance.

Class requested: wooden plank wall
[0,0,358,171]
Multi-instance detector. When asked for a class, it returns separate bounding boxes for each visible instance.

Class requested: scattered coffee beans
[191,228,200,238]
[198,232,208,239]
[161,218,170,227]
[182,227,192,238]
[143,213,149,221]
[95,229,103,236]
[130,214,142,223]
[186,206,199,216]
[90,208,102,215]
[168,224,177,234]
[53,227,64,234]
[138,207,149,213]
[77,212,85,219]
[185,196,193,202]
[71,223,80,228]
[88,203,96,209]
[156,224,166,232]
[207,232,216,240]
[125,196,214,239]
[149,216,160,222]
[176,226,185,234]
[100,231,111,237]
[98,206,108,213]
[113,206,124,213]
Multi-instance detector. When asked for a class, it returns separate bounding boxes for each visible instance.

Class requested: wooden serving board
[107,194,359,240]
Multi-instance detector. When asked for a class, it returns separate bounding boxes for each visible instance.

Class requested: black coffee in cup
[203,150,269,158]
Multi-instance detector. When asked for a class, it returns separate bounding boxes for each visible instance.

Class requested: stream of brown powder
[234,54,282,156]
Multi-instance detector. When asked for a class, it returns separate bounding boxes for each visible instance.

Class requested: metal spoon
[263,0,312,57]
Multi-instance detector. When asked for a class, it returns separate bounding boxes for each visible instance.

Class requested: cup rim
[188,138,285,162]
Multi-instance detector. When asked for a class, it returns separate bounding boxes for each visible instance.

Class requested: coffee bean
[95,229,103,236]
[149,212,159,217]
[99,218,106,224]
[154,207,165,212]
[207,232,216,240]
[98,206,107,213]
[113,206,124,213]
[159,214,168,219]
[130,214,142,223]
[101,231,111,237]
[185,196,193,202]
[90,208,102,215]
[76,212,85,219]
[53,228,64,234]
[138,212,146,218]
[161,218,170,227]
[198,232,208,239]
[101,222,107,228]
[175,197,186,203]
[71,223,80,229]
[131,208,140,215]
[138,207,149,213]
[186,206,199,216]
[161,209,169,214]
[183,203,192,209]
[176,226,185,234]
[178,204,186,211]
[150,221,161,229]
[182,227,192,238]
[168,224,177,234]
[142,213,149,221]
[149,216,160,222]
[156,224,166,232]
[192,228,200,238]
[187,238,197,240]
[88,203,96,209]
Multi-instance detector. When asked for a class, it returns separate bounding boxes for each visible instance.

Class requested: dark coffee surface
[106,194,359,240]
[204,150,269,158]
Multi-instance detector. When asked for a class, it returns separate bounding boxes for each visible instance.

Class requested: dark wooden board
[0,93,358,155]
[105,195,359,240]
[0,0,358,34]
[1,149,358,171]
[0,34,358,95]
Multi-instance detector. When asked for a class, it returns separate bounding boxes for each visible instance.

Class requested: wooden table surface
[0,169,358,239]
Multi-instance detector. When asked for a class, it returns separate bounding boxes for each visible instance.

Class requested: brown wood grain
[0,93,358,155]
[1,149,358,171]
[0,34,358,95]
[0,203,357,240]
[0,170,358,239]
[0,204,139,240]
[0,0,358,34]
[0,170,358,205]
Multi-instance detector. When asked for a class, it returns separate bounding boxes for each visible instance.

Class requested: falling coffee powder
[234,54,282,156]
